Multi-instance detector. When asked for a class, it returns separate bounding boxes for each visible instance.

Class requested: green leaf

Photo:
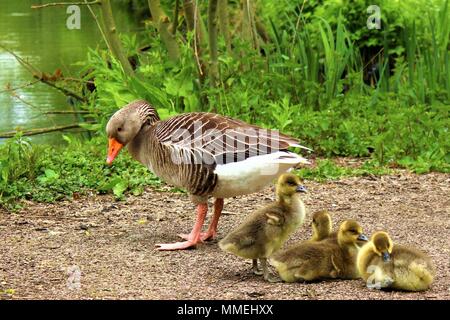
[45,169,59,179]
[113,180,128,198]
[79,123,102,131]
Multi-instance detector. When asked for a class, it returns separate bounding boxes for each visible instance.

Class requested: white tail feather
[290,143,313,152]
[213,151,309,198]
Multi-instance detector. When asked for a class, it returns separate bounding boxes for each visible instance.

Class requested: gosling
[310,210,333,241]
[219,173,307,282]
[270,220,368,282]
[357,231,435,291]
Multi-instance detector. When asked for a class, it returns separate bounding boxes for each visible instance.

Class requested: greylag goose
[270,220,368,282]
[357,231,435,291]
[106,100,310,250]
[218,173,307,282]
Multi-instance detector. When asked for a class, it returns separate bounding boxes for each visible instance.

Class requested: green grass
[296,159,392,182]
[0,136,390,211]
[0,134,161,210]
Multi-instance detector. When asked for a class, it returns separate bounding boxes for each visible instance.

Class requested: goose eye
[117,127,123,132]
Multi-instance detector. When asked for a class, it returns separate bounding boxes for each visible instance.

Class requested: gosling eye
[117,127,123,132]
[287,181,297,186]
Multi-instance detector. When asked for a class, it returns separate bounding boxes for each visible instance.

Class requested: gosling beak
[382,252,391,262]
[106,138,124,165]
[357,234,369,242]
[296,185,307,193]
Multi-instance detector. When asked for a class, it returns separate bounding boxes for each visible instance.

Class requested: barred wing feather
[155,113,310,166]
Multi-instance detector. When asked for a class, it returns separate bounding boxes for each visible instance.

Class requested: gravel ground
[0,171,449,300]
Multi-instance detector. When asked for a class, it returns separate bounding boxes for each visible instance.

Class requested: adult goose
[106,100,310,250]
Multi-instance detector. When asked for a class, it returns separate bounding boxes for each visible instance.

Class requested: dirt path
[0,172,449,300]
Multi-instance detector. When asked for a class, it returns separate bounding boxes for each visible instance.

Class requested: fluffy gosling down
[311,210,333,241]
[219,173,307,282]
[357,231,435,291]
[270,220,368,282]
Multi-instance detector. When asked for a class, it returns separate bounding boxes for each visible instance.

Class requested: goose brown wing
[154,112,308,166]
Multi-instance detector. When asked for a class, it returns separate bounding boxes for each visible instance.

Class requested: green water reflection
[0,0,140,144]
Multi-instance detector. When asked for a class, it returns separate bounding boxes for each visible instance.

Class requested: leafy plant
[0,135,162,210]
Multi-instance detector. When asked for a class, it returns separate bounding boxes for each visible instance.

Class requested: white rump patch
[212,151,309,198]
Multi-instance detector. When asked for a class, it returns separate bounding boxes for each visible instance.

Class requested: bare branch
[0,44,86,102]
[9,94,57,127]
[0,80,40,94]
[31,1,100,9]
[44,110,90,114]
[35,75,87,102]
[184,0,208,77]
[0,123,93,139]
[172,0,180,35]
[193,0,203,76]
[85,0,111,52]
[208,0,219,85]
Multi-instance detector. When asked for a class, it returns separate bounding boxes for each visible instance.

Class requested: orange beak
[106,138,124,165]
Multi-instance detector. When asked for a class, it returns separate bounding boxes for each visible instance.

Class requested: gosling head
[106,100,159,164]
[276,173,307,198]
[311,210,332,240]
[371,231,394,262]
[337,220,368,246]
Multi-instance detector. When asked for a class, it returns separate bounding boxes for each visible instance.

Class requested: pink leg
[156,203,208,251]
[179,198,224,241]
[203,198,224,240]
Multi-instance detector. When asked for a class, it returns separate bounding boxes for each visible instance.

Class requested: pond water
[0,0,140,144]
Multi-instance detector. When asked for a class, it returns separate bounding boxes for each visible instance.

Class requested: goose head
[106,100,159,164]
[311,210,332,240]
[371,231,394,262]
[276,173,307,198]
[337,220,368,247]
